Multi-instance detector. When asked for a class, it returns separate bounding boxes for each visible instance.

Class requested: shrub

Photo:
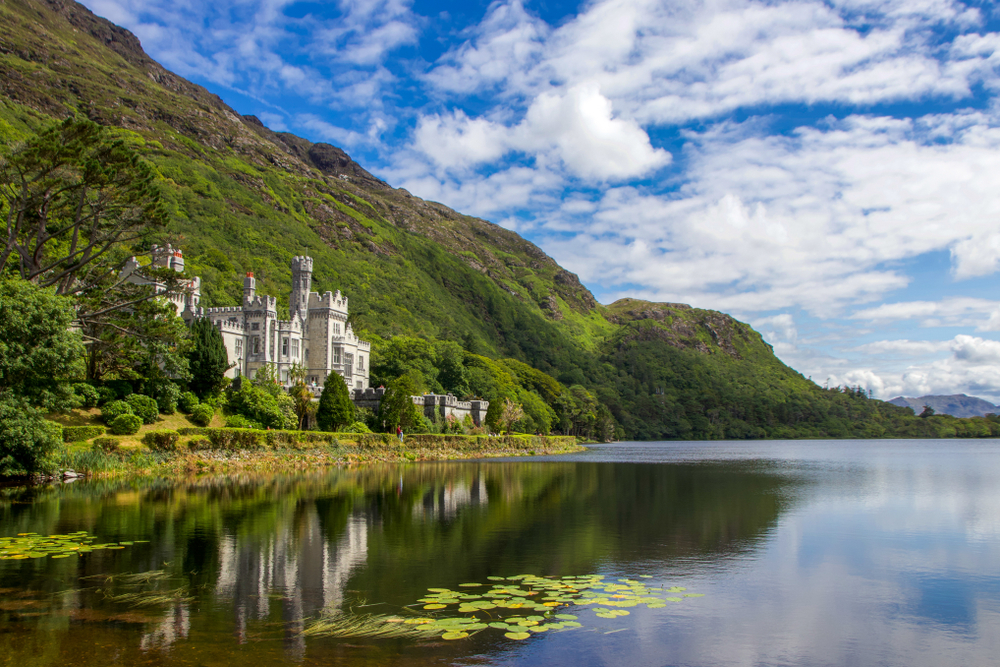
[108,414,142,436]
[92,437,120,453]
[104,380,133,400]
[96,386,118,406]
[142,429,180,451]
[225,414,260,429]
[149,381,181,415]
[342,421,372,434]
[0,396,63,475]
[207,428,264,450]
[190,403,214,427]
[178,391,200,414]
[72,383,100,409]
[226,382,295,429]
[101,400,133,425]
[63,425,106,442]
[126,394,159,424]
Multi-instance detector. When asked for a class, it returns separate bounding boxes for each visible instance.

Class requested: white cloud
[851,298,1000,331]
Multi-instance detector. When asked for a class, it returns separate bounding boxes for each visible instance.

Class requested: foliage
[225,414,260,429]
[62,425,106,442]
[147,380,180,414]
[0,118,166,291]
[225,381,295,430]
[187,318,230,397]
[0,393,63,475]
[108,413,142,435]
[178,391,200,414]
[342,421,372,434]
[316,373,355,432]
[72,383,100,409]
[141,429,180,451]
[125,393,159,424]
[101,399,133,425]
[96,386,117,406]
[0,279,84,410]
[92,437,120,453]
[500,397,525,435]
[377,372,424,432]
[190,403,214,426]
[287,363,316,430]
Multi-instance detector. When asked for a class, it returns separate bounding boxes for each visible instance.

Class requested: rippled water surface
[2,439,1000,666]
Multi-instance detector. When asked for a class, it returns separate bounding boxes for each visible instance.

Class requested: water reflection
[8,442,997,666]
[0,460,791,664]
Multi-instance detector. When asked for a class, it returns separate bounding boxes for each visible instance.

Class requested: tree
[500,397,525,435]
[287,363,316,430]
[0,394,63,476]
[919,404,935,418]
[316,372,355,432]
[0,278,84,410]
[188,317,230,397]
[377,372,423,432]
[0,118,167,293]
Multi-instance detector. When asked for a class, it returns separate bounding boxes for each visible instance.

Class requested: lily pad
[505,632,531,640]
[442,632,469,640]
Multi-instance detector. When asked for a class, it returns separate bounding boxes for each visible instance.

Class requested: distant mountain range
[888,395,999,418]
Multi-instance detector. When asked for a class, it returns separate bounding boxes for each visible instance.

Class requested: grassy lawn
[49,407,227,449]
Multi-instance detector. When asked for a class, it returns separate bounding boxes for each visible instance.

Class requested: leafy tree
[288,363,316,430]
[0,278,84,410]
[188,317,230,397]
[226,381,294,430]
[0,118,167,292]
[376,372,423,432]
[500,397,525,435]
[919,405,935,418]
[0,394,62,476]
[316,372,355,432]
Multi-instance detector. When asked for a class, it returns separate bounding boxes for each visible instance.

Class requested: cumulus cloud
[412,83,670,180]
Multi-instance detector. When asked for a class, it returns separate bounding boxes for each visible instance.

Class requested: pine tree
[376,372,423,432]
[188,318,229,398]
[316,372,355,432]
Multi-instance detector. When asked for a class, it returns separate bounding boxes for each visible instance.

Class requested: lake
[2,439,999,666]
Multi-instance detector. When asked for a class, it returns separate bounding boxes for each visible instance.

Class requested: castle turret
[290,255,313,322]
[243,272,256,304]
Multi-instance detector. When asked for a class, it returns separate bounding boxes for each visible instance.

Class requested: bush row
[176,427,337,449]
[62,425,106,442]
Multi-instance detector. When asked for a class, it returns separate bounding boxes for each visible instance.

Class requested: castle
[124,246,489,425]
[126,246,370,390]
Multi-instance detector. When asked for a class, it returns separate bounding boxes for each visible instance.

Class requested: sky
[79,0,1000,402]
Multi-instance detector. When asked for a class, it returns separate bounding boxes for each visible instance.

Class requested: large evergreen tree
[376,372,423,433]
[188,317,229,398]
[316,372,355,432]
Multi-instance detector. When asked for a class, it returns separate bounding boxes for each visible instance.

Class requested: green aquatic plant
[303,574,703,642]
[0,532,146,559]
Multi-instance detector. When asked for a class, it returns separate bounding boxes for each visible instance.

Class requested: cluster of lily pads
[305,574,703,642]
[0,532,144,560]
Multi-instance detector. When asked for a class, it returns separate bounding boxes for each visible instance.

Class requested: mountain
[888,395,998,419]
[0,0,973,440]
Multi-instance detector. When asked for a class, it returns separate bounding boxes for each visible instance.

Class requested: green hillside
[0,0,992,440]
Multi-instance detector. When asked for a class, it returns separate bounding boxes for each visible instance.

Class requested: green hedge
[177,427,338,449]
[142,429,180,451]
[63,425,106,442]
[190,404,214,426]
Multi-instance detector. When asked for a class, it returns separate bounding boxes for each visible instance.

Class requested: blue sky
[82,0,1000,401]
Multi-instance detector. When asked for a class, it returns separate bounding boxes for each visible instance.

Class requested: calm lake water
[2,439,1000,666]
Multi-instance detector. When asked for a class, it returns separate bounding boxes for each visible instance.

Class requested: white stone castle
[126,246,370,391]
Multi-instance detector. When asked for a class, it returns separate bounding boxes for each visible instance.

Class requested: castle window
[358,355,365,371]
[235,339,243,357]
[333,347,342,364]
[291,339,299,358]
[252,336,260,355]
[282,337,289,357]
[251,322,260,331]
[334,323,341,335]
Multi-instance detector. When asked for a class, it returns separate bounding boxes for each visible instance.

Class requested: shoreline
[36,433,585,481]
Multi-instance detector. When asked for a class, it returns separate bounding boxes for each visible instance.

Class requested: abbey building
[127,246,370,391]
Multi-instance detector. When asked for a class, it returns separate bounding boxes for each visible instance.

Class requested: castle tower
[290,256,313,322]
[243,272,256,304]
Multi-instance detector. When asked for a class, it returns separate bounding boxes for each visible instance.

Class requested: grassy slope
[2,0,988,440]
